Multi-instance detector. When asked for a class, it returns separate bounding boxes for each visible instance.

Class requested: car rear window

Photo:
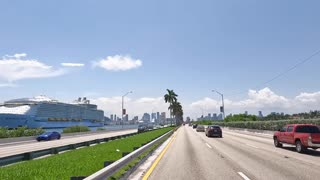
[295,126,320,133]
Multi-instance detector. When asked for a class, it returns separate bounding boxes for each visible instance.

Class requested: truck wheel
[296,140,306,153]
[274,137,282,147]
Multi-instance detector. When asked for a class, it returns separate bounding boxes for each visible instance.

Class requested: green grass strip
[0,127,173,180]
[109,133,171,180]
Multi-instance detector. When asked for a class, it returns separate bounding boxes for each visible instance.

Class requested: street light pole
[212,90,225,120]
[122,91,132,128]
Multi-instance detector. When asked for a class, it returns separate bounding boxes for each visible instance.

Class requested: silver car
[196,125,205,132]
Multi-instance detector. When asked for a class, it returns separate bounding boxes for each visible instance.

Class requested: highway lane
[147,127,243,180]
[147,126,320,180]
[0,129,137,158]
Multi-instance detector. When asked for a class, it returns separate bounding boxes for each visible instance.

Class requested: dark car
[206,125,222,138]
[37,131,61,141]
[138,125,146,133]
[192,124,198,129]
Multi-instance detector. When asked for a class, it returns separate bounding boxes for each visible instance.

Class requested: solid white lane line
[238,172,251,180]
[205,143,212,149]
[246,144,259,149]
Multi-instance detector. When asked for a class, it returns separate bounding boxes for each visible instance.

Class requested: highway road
[147,126,320,180]
[0,129,137,158]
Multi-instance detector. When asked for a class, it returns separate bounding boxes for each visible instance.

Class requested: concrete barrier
[84,130,173,180]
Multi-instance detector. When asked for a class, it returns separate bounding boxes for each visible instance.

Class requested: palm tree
[164,89,178,125]
[172,101,183,126]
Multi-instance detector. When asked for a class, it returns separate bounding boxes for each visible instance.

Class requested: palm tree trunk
[170,109,173,126]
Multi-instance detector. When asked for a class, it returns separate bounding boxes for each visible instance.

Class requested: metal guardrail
[85,130,174,180]
[0,132,138,167]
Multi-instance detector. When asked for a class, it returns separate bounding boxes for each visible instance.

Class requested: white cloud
[189,88,320,119]
[61,63,85,67]
[295,92,320,103]
[0,83,18,88]
[0,54,65,82]
[3,53,27,59]
[94,55,142,71]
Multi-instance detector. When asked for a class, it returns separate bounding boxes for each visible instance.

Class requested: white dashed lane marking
[205,143,212,149]
[238,172,251,180]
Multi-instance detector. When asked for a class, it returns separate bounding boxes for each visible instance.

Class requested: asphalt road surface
[0,129,137,158]
[147,126,320,180]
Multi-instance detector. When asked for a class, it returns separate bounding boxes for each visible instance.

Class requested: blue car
[37,131,61,141]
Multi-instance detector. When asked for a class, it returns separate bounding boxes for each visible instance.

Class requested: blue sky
[1,0,320,118]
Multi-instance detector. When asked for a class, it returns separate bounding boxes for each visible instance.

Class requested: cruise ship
[0,96,104,128]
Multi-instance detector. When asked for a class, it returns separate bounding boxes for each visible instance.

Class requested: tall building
[186,117,191,123]
[142,113,151,123]
[133,116,139,122]
[151,113,156,122]
[156,112,160,122]
[110,114,114,121]
[217,113,223,120]
[258,111,263,118]
[124,114,129,121]
[244,111,248,115]
[212,113,217,120]
[160,112,166,124]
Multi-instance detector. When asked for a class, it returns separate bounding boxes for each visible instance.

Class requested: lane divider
[205,143,212,149]
[142,130,178,180]
[238,172,251,180]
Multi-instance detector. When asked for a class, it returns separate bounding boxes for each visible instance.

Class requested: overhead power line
[226,48,320,97]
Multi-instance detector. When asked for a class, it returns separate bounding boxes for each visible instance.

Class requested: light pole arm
[212,90,225,120]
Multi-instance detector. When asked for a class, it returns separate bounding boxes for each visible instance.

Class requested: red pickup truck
[273,124,320,153]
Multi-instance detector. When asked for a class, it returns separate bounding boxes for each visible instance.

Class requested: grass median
[0,127,173,180]
[109,131,172,180]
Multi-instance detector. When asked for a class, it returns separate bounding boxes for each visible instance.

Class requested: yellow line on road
[142,130,178,180]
